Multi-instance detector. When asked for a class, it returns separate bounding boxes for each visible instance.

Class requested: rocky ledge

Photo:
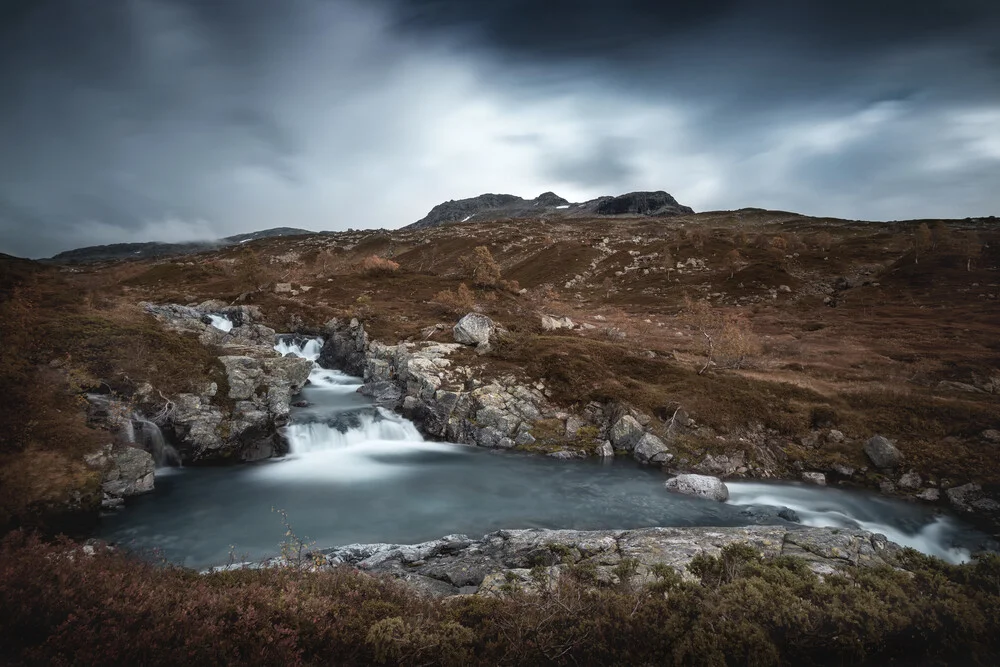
[137,302,312,463]
[256,526,903,597]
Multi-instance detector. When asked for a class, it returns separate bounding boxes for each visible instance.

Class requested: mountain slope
[48,227,313,263]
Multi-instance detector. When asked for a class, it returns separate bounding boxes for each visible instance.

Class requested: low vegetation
[2,532,999,665]
[357,255,401,276]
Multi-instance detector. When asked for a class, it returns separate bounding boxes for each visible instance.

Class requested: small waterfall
[208,314,234,332]
[274,336,322,361]
[274,335,425,454]
[287,410,425,453]
[133,417,181,468]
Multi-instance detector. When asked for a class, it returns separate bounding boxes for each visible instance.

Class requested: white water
[208,314,233,332]
[285,410,424,453]
[273,336,429,455]
[728,482,972,564]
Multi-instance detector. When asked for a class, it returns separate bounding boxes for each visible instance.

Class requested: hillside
[47,226,313,264]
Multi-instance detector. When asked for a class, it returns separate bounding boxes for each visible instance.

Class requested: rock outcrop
[85,445,155,509]
[170,355,312,462]
[246,526,903,597]
[141,302,313,463]
[593,191,694,216]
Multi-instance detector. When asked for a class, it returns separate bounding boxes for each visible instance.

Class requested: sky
[1,0,998,257]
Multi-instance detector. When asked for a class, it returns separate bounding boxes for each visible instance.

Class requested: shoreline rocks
[240,525,903,597]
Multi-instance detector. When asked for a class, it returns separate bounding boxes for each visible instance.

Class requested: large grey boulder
[632,433,673,464]
[453,313,495,347]
[93,445,155,502]
[864,435,903,469]
[664,474,730,502]
[609,415,644,451]
[944,483,1000,515]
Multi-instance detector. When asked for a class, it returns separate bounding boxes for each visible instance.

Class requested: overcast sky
[1,0,998,257]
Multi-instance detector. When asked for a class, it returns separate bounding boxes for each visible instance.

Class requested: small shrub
[357,255,400,276]
[680,297,763,374]
[432,283,476,315]
[459,246,501,287]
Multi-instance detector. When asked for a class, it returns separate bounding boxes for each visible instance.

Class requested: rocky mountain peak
[405,189,693,229]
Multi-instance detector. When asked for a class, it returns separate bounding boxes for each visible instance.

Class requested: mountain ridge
[405,189,694,229]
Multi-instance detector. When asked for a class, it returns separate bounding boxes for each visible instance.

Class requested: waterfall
[133,417,181,468]
[208,314,234,332]
[286,410,425,453]
[274,336,322,361]
[274,335,425,454]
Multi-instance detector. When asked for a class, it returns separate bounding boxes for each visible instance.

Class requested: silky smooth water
[96,337,989,569]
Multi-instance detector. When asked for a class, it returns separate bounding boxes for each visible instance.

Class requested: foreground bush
[2,532,999,666]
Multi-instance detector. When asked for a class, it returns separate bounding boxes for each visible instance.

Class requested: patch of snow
[240,238,251,243]
[461,215,473,222]
[556,205,570,209]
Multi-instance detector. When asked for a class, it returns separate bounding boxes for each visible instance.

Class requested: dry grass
[357,255,401,276]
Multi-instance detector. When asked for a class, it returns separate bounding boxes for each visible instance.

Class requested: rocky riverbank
[246,525,904,597]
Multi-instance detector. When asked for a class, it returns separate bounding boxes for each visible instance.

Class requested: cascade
[133,417,181,467]
[208,314,233,332]
[274,335,425,453]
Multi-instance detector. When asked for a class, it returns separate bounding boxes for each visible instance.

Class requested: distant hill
[405,190,693,230]
[48,227,313,263]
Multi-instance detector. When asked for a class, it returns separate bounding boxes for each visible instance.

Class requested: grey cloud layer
[0,0,998,257]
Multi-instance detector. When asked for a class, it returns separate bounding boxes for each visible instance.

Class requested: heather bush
[232,247,275,292]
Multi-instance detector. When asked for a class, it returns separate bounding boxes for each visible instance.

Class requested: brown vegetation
[459,245,502,287]
[432,283,477,315]
[2,532,1000,666]
[357,255,401,276]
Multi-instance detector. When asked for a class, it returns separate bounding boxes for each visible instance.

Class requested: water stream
[96,336,989,569]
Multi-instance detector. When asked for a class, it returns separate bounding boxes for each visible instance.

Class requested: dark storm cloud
[0,0,998,257]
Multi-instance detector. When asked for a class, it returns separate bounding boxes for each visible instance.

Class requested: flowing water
[96,336,990,569]
[208,314,233,332]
